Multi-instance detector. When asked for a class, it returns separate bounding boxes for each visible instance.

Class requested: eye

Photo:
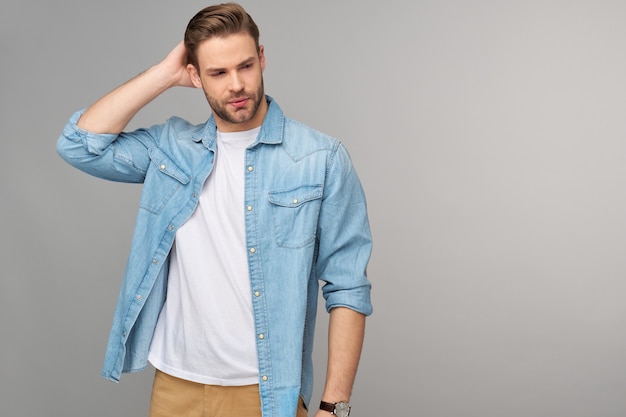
[210,71,225,77]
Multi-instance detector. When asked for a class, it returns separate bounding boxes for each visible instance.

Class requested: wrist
[148,64,182,90]
[319,400,351,417]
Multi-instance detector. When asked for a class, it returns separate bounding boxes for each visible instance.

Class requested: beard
[206,78,265,126]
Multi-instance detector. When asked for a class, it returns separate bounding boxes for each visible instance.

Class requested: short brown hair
[184,3,260,69]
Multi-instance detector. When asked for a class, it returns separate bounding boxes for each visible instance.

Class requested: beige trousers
[149,369,308,417]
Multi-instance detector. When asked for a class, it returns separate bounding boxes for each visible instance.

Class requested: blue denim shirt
[56,97,372,417]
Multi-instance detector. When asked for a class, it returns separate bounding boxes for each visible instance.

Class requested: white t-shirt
[148,127,260,386]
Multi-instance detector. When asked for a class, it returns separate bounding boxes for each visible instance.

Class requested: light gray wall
[2,0,626,416]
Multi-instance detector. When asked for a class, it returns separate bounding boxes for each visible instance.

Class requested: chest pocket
[140,148,190,214]
[268,184,323,249]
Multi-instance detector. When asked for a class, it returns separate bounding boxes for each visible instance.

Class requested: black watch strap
[319,401,336,413]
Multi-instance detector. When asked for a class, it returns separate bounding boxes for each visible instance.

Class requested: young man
[57,3,372,417]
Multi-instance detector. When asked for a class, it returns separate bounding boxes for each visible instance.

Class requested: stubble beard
[207,79,265,127]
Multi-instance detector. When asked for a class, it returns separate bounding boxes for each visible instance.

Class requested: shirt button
[262,375,268,381]
[293,198,298,204]
[247,205,253,211]
[192,193,197,199]
[249,248,256,254]
[169,225,174,231]
[254,291,261,297]
[136,295,142,301]
[259,333,265,339]
[159,164,166,170]
[247,166,254,172]
[152,259,158,265]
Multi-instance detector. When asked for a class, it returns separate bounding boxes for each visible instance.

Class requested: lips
[229,97,249,109]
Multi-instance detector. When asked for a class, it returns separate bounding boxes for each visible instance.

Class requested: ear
[258,45,266,72]
[187,64,203,88]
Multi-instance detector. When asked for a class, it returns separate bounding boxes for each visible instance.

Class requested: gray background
[2,0,626,416]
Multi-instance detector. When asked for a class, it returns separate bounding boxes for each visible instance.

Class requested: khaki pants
[149,369,308,417]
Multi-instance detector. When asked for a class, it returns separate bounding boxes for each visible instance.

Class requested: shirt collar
[191,95,284,147]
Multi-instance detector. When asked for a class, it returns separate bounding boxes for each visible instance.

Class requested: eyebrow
[204,57,256,74]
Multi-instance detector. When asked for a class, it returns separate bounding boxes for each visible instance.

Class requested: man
[56,3,372,417]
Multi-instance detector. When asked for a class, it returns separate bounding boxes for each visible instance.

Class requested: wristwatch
[319,400,351,417]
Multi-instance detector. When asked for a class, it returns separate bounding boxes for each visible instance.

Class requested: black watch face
[335,402,351,417]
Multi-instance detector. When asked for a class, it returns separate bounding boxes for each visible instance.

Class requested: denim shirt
[56,97,372,417]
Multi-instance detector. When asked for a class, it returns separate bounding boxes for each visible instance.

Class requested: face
[188,32,267,132]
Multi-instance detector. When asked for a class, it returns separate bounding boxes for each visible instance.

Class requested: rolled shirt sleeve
[56,109,157,183]
[316,142,373,316]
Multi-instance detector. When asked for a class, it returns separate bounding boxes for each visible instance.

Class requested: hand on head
[160,41,196,88]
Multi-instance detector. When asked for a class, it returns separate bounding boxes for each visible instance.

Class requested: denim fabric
[56,97,372,417]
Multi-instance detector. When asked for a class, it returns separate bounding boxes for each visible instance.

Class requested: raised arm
[77,41,196,134]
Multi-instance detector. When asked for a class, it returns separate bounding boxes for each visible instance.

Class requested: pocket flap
[148,147,190,184]
[268,185,323,207]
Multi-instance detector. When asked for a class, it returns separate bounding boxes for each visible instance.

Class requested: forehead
[195,32,258,69]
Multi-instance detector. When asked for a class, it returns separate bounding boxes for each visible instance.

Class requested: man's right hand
[77,41,199,134]
[158,41,196,89]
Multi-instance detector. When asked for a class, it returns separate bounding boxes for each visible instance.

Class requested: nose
[229,72,244,92]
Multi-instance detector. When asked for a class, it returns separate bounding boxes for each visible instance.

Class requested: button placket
[245,155,269,386]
